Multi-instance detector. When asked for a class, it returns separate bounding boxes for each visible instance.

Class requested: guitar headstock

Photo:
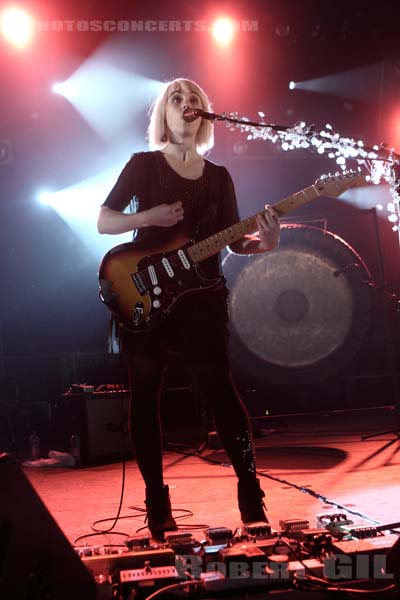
[315,171,369,198]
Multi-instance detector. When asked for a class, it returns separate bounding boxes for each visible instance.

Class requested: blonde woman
[97,78,280,541]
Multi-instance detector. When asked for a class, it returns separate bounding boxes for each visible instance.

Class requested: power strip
[82,548,176,579]
[120,565,179,585]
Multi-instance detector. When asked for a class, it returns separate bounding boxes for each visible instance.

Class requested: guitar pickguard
[99,239,222,331]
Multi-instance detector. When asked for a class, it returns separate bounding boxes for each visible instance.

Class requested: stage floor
[24,405,400,548]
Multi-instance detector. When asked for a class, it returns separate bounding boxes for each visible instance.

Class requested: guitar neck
[187,182,321,264]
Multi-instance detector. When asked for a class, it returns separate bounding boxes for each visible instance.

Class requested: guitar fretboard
[187,184,320,264]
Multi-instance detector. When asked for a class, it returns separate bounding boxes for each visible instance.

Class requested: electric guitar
[98,171,368,331]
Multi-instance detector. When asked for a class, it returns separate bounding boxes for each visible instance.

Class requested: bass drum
[223,225,374,386]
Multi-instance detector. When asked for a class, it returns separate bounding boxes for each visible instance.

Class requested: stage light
[52,82,63,95]
[289,81,296,90]
[0,6,35,49]
[38,191,53,206]
[36,169,136,259]
[212,18,235,46]
[52,81,78,100]
[289,64,383,101]
[54,53,163,140]
[275,23,290,38]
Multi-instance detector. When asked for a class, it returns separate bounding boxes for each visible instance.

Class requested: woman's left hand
[256,205,280,251]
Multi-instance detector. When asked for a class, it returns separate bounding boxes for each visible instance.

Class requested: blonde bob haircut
[147,78,214,155]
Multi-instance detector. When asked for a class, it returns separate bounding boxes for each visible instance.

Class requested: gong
[223,225,374,385]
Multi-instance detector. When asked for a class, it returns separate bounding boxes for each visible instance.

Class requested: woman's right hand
[144,201,184,227]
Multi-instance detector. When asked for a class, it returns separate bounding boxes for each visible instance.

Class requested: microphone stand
[198,109,291,132]
[198,110,400,165]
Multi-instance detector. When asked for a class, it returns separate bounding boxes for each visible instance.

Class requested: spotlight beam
[36,168,139,259]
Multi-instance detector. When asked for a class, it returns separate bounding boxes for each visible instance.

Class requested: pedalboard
[79,512,398,599]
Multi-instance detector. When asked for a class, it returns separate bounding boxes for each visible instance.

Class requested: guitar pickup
[131,272,147,295]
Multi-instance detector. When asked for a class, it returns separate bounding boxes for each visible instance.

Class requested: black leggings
[126,354,257,491]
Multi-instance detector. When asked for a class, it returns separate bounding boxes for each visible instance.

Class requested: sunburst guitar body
[99,233,222,331]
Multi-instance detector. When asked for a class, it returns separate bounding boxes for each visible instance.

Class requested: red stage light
[0,6,35,49]
[212,17,235,46]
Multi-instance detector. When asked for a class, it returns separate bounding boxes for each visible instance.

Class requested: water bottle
[29,431,40,461]
[70,433,81,467]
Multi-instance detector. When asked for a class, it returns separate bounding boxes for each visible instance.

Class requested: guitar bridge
[133,302,144,326]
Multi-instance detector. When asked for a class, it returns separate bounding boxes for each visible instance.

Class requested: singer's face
[165,83,202,141]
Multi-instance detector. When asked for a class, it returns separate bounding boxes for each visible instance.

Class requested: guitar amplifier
[51,390,131,466]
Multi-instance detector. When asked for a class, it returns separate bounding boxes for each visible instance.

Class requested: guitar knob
[153,300,161,308]
[153,286,162,295]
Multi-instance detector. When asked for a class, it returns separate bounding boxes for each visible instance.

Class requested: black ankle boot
[238,478,269,524]
[145,484,178,541]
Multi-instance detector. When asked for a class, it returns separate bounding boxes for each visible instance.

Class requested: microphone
[183,108,203,122]
[183,108,219,122]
